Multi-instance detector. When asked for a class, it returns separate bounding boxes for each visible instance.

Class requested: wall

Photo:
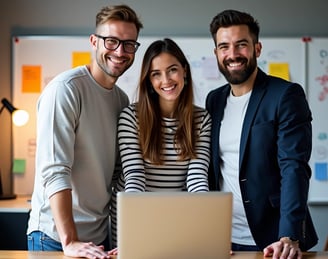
[0,0,328,251]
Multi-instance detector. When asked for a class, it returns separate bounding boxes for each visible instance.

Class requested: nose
[114,42,125,55]
[162,72,171,83]
[229,46,240,58]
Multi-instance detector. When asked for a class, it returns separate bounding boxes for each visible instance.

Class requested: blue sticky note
[314,163,328,181]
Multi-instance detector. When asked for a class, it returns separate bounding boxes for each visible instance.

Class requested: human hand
[263,238,302,259]
[108,247,118,255]
[63,241,111,259]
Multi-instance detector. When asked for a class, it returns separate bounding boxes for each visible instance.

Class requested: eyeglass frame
[94,34,140,54]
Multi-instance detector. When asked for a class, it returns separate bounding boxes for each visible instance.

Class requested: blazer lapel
[213,86,230,144]
[209,85,230,184]
[239,69,267,170]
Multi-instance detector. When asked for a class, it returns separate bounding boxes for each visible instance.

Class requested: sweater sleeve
[117,105,146,192]
[186,108,211,192]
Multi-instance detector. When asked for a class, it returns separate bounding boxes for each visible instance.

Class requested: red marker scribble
[316,74,328,101]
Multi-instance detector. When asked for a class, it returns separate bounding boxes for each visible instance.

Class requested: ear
[90,34,98,50]
[255,42,262,58]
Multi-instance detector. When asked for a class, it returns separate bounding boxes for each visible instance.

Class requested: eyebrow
[96,34,138,42]
[217,39,249,47]
[150,63,179,73]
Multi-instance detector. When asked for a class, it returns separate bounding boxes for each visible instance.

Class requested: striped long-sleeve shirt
[110,103,212,247]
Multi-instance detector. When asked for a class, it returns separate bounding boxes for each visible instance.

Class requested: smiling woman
[110,38,212,249]
[148,52,186,114]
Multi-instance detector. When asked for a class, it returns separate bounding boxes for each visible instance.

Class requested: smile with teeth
[109,56,125,64]
[161,85,176,91]
[228,62,242,67]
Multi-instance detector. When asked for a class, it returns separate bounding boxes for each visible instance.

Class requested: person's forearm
[49,189,78,247]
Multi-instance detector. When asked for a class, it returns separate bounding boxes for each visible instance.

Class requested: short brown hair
[96,4,143,34]
[210,9,259,45]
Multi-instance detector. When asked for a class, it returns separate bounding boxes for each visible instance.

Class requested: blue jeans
[27,231,110,251]
[231,242,261,251]
[27,231,62,251]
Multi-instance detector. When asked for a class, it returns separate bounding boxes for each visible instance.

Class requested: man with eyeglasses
[94,34,141,54]
[27,4,143,259]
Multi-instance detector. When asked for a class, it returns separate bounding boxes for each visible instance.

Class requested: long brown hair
[137,38,196,164]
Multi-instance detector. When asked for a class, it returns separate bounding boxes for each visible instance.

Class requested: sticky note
[13,159,26,174]
[201,56,220,80]
[268,62,290,81]
[72,52,91,68]
[22,65,41,93]
[314,162,328,181]
[318,132,328,140]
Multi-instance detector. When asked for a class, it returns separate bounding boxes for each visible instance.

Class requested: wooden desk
[0,195,31,212]
[0,251,327,259]
[0,195,31,250]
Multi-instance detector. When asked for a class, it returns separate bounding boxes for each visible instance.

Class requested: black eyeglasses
[94,34,140,54]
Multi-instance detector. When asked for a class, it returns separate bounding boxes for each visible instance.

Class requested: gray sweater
[27,65,129,244]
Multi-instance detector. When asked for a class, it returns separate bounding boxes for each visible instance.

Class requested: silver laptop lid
[117,191,232,259]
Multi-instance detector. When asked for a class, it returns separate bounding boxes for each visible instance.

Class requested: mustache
[223,57,247,66]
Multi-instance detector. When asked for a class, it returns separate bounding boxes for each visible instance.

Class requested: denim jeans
[27,231,62,251]
[27,231,110,251]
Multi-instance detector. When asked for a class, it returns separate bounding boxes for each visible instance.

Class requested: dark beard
[218,54,257,84]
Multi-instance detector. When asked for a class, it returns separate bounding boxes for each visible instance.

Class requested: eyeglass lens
[104,37,138,53]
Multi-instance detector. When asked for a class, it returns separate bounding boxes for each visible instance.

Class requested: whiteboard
[11,35,224,194]
[12,36,306,195]
[258,38,306,90]
[307,38,328,203]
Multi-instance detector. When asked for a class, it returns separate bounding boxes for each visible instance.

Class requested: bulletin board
[12,36,306,195]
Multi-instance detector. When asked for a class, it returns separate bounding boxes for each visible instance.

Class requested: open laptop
[117,191,232,259]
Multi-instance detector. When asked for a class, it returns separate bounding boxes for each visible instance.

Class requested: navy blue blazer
[205,68,318,250]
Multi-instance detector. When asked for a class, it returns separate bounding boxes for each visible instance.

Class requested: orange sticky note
[268,62,290,81]
[72,52,91,68]
[22,65,41,93]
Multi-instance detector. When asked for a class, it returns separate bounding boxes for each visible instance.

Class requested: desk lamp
[0,98,29,126]
[0,98,29,199]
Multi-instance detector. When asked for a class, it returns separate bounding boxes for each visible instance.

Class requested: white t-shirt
[219,90,256,246]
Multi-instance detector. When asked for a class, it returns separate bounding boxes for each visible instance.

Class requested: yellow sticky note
[72,52,91,68]
[13,159,26,174]
[268,62,290,81]
[22,65,41,93]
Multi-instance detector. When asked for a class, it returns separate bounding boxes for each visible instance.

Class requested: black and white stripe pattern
[110,104,212,247]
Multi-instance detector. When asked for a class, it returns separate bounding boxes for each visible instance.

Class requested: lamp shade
[12,109,29,126]
[1,98,29,126]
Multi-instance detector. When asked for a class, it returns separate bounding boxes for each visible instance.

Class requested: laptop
[117,191,232,259]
